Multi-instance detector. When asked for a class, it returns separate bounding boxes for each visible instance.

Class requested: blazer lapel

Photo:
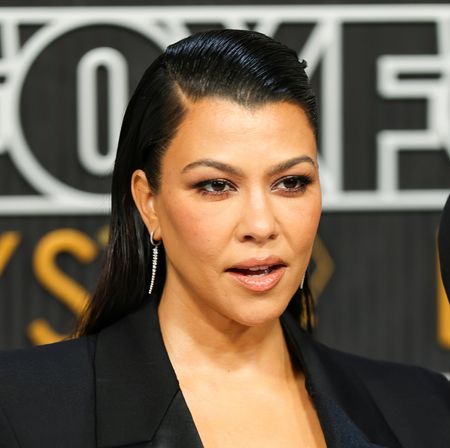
[358,359,450,448]
[94,301,409,447]
[95,299,179,447]
[280,311,400,448]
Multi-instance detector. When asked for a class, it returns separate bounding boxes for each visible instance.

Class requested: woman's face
[134,97,321,327]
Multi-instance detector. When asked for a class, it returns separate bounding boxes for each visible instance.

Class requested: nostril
[242,233,277,242]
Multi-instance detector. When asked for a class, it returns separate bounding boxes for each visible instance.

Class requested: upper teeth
[249,265,270,271]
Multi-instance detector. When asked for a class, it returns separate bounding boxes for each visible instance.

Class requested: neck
[157,287,295,381]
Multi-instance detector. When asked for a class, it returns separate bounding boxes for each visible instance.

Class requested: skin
[132,97,324,447]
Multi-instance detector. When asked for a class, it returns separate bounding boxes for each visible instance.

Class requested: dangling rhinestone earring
[148,231,161,295]
[300,274,305,290]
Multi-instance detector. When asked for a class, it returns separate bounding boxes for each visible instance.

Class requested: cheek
[159,196,231,262]
[283,196,321,250]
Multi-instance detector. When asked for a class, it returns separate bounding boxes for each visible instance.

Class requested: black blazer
[0,299,449,448]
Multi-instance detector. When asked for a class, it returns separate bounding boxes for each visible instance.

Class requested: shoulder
[301,334,450,445]
[312,338,450,440]
[0,336,97,447]
[283,313,450,402]
[0,334,96,386]
[314,337,450,397]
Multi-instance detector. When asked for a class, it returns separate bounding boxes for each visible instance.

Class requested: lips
[228,265,276,276]
[227,256,286,271]
[226,256,287,292]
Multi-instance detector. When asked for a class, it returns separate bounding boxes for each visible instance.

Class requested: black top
[0,299,449,447]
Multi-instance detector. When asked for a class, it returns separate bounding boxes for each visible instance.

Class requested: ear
[131,169,160,239]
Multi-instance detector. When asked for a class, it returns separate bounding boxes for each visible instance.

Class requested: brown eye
[209,180,228,192]
[273,175,312,193]
[194,178,236,196]
[281,177,301,189]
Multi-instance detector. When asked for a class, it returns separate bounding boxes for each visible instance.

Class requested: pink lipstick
[226,256,286,292]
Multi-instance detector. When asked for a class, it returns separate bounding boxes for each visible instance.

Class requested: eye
[272,175,312,194]
[194,179,236,196]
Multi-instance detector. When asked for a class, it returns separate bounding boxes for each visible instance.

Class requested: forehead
[162,97,317,168]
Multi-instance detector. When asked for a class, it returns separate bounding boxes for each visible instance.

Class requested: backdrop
[0,0,449,374]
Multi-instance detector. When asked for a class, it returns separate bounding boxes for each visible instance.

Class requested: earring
[300,274,305,290]
[148,231,161,295]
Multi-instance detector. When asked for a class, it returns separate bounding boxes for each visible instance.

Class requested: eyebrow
[181,156,316,176]
[267,156,317,175]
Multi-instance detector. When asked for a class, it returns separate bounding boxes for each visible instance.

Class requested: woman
[0,29,449,448]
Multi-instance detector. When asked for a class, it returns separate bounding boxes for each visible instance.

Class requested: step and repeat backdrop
[0,2,449,373]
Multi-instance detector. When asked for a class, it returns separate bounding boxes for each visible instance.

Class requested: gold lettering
[96,224,109,248]
[0,231,21,275]
[29,229,98,345]
[437,254,450,349]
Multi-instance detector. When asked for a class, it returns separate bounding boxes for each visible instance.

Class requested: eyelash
[193,175,313,198]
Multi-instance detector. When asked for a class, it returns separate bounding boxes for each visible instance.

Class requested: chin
[229,299,289,327]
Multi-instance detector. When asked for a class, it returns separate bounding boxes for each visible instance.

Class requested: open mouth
[226,264,287,292]
[227,264,284,277]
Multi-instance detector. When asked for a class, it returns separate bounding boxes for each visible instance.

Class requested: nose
[236,189,278,244]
